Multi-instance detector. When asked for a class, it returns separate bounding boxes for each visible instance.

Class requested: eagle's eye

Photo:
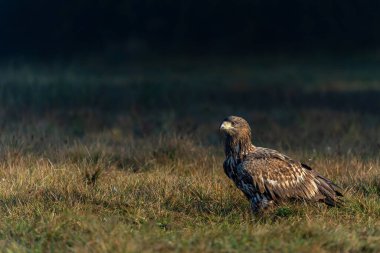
[232,121,239,127]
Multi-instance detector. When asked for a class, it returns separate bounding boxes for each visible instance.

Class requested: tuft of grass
[274,207,296,218]
[84,167,103,186]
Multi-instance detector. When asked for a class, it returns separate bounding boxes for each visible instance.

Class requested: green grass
[0,54,379,252]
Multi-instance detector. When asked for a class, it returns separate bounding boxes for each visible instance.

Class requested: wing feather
[241,147,320,201]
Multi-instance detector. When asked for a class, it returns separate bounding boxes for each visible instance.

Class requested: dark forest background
[1,0,379,57]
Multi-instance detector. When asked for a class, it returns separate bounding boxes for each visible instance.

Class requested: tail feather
[315,174,344,207]
[302,163,344,207]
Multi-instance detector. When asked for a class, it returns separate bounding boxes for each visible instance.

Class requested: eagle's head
[220,116,251,139]
[220,116,253,157]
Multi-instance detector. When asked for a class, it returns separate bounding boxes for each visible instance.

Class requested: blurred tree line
[0,0,379,56]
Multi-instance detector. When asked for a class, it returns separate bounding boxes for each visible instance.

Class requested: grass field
[0,54,379,252]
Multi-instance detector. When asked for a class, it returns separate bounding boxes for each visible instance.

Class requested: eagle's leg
[250,199,261,213]
[250,194,272,213]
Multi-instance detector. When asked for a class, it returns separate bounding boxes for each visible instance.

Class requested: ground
[0,53,379,252]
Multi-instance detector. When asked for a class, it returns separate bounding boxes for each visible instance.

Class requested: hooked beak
[220,121,233,132]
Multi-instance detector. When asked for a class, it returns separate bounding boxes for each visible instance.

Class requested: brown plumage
[220,115,343,212]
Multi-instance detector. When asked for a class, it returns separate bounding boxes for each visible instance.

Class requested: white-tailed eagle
[220,115,343,212]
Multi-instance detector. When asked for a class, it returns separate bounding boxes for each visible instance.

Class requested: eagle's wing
[241,147,328,201]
